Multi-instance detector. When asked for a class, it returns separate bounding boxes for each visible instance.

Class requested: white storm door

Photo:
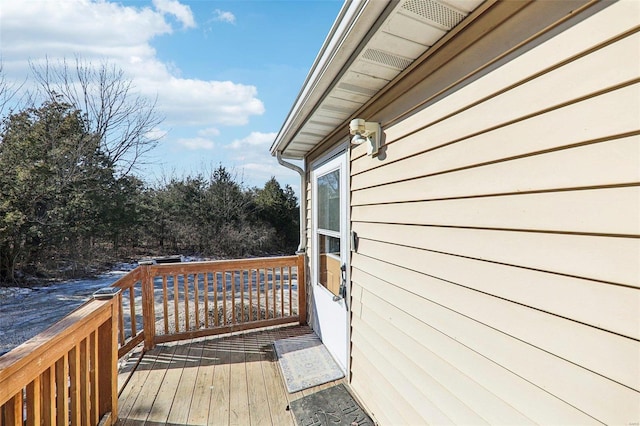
[312,152,349,372]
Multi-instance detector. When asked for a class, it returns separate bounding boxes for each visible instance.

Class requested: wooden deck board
[116,325,345,426]
[259,329,296,426]
[117,348,156,421]
[228,334,250,426]
[186,338,216,425]
[246,333,273,426]
[119,342,180,425]
[208,334,230,426]
[145,339,192,424]
[166,338,205,424]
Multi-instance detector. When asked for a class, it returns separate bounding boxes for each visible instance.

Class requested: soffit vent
[401,0,466,29]
[362,48,413,70]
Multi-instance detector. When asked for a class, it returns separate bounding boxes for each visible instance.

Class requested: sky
[0,0,343,193]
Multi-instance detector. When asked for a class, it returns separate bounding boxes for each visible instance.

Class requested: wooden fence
[0,254,305,425]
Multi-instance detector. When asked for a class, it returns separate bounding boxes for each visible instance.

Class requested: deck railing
[110,254,305,353]
[0,296,119,425]
[109,268,145,359]
[0,254,305,425]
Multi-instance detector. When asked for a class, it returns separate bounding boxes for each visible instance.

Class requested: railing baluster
[69,344,81,425]
[194,273,200,329]
[55,354,69,426]
[222,271,227,326]
[257,269,262,320]
[173,275,179,333]
[204,273,209,329]
[214,272,219,327]
[129,286,137,338]
[162,275,169,334]
[240,270,245,323]
[183,273,189,331]
[90,331,99,426]
[41,366,55,426]
[231,270,236,324]
[272,268,277,319]
[80,338,90,426]
[4,392,23,425]
[280,266,285,318]
[26,376,41,426]
[118,293,125,345]
[288,266,293,317]
[265,268,269,320]
[249,269,254,322]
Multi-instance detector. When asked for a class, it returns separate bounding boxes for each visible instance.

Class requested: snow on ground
[0,263,136,356]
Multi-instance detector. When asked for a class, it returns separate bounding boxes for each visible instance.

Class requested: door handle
[334,263,347,301]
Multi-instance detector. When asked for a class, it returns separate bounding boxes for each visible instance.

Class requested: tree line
[0,59,299,285]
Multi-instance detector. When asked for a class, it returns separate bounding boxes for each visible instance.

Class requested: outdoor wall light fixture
[349,118,381,157]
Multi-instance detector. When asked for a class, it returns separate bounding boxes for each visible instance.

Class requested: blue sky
[0,0,343,192]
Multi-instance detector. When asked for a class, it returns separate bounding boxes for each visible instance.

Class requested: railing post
[297,254,307,325]
[141,265,156,351]
[97,298,119,424]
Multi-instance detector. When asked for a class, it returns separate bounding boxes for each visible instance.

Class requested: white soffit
[273,0,484,159]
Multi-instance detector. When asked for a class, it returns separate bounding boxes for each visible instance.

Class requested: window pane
[318,234,341,296]
[318,169,340,232]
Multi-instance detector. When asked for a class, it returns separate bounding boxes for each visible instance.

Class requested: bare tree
[30,57,164,176]
[0,62,28,119]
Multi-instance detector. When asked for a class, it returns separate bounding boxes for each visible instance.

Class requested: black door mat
[289,384,374,426]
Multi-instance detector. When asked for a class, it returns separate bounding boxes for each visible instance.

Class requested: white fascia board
[271,0,391,157]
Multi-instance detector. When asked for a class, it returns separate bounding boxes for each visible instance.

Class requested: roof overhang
[271,0,487,160]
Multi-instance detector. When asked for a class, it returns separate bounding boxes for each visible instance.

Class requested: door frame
[310,143,350,372]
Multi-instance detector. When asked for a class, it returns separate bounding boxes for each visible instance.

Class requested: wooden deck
[115,325,345,425]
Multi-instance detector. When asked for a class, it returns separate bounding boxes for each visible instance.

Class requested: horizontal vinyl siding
[353,186,639,236]
[351,273,603,425]
[348,1,640,424]
[351,134,640,206]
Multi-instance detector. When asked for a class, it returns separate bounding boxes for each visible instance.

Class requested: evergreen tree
[0,100,117,281]
[255,177,299,252]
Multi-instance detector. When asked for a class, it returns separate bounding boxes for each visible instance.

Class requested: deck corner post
[141,265,156,351]
[97,298,119,424]
[297,254,307,325]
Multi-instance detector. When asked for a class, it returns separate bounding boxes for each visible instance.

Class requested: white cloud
[242,162,295,176]
[0,0,263,131]
[213,9,236,24]
[148,77,264,126]
[198,127,220,137]
[177,137,215,150]
[224,131,299,189]
[227,132,277,150]
[238,160,299,190]
[0,1,170,61]
[146,127,169,140]
[153,0,196,29]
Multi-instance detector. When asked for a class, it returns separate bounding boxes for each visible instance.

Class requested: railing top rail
[110,267,141,289]
[149,255,300,273]
[0,298,113,403]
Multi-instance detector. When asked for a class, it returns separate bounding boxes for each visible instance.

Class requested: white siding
[348,1,640,424]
